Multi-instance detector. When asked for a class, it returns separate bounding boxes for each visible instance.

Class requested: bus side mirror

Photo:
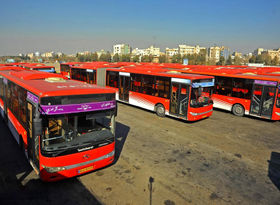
[33,114,42,136]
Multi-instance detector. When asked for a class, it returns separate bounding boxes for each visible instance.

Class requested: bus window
[106,71,118,88]
[71,68,81,81]
[215,77,232,96]
[155,77,170,98]
[80,70,87,82]
[18,86,27,124]
[232,78,253,99]
[131,74,142,93]
[142,75,155,95]
[276,90,280,108]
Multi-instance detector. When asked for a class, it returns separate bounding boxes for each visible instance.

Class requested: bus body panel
[39,142,115,182]
[187,105,213,121]
[212,94,251,114]
[128,91,170,113]
[7,108,28,148]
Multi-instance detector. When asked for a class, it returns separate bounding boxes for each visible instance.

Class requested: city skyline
[0,0,279,56]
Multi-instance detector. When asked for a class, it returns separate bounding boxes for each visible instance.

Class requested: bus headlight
[42,165,66,173]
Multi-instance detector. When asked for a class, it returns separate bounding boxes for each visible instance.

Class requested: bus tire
[155,104,165,117]
[232,104,245,117]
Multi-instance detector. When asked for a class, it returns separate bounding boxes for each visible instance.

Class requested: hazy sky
[0,0,279,55]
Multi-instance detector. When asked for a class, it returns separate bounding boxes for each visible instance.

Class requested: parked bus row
[0,66,117,181]
[65,63,215,121]
[60,62,280,121]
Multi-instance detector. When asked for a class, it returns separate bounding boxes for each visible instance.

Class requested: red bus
[168,66,280,120]
[68,64,215,121]
[22,64,56,73]
[0,68,117,181]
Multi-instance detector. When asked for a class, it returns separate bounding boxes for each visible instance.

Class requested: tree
[171,54,182,63]
[216,56,225,65]
[255,55,264,63]
[142,55,153,62]
[226,56,232,65]
[249,55,256,63]
[234,56,242,65]
[99,53,107,62]
[132,55,140,62]
[92,52,98,61]
[271,56,279,66]
[113,53,120,62]
[159,55,167,63]
[99,52,112,62]
[77,54,85,62]
[120,54,131,62]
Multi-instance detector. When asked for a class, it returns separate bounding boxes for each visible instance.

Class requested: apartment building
[41,51,54,58]
[178,45,205,55]
[165,48,179,56]
[208,46,230,62]
[253,48,265,56]
[264,49,280,59]
[113,44,131,55]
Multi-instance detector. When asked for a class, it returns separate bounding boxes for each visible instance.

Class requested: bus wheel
[155,104,165,117]
[232,104,245,117]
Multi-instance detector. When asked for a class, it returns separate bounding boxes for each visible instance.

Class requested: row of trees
[1,52,279,66]
[248,53,279,66]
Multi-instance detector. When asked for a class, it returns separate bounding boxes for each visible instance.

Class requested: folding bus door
[170,80,189,117]
[119,72,130,102]
[250,80,277,118]
[27,102,39,168]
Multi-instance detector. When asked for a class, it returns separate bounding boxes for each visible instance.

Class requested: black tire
[232,104,245,117]
[155,104,165,117]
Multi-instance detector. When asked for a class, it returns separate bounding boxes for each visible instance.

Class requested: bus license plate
[202,115,207,118]
[78,166,94,174]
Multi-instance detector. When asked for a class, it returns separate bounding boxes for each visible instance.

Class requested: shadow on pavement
[268,151,280,191]
[0,118,102,205]
[113,122,130,163]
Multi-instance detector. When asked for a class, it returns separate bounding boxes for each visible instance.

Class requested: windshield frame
[190,86,213,108]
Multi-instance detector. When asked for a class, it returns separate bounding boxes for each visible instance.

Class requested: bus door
[170,80,189,117]
[27,102,39,168]
[86,69,95,84]
[250,81,277,118]
[119,72,130,102]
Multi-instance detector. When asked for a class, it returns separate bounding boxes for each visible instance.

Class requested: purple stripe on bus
[254,80,277,86]
[40,100,116,115]
[27,92,39,104]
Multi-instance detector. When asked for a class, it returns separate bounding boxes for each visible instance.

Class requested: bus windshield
[41,110,115,155]
[190,87,213,108]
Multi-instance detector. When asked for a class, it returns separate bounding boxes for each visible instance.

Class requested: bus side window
[155,77,169,99]
[276,90,280,108]
[142,75,155,96]
[131,74,142,93]
[106,71,118,88]
[215,77,232,96]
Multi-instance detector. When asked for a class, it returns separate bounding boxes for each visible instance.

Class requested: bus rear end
[37,93,116,181]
